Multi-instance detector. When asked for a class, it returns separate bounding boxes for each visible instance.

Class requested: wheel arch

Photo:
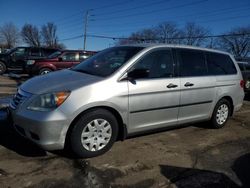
[38,64,57,72]
[65,106,127,146]
[218,96,234,116]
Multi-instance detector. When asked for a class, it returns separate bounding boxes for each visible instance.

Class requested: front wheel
[211,99,231,129]
[69,109,118,158]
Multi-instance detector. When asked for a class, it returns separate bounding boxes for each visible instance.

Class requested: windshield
[48,51,62,58]
[72,46,144,77]
[7,48,18,54]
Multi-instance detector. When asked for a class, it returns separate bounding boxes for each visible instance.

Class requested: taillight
[240,80,245,88]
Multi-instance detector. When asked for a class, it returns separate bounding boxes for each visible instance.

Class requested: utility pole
[83,10,89,51]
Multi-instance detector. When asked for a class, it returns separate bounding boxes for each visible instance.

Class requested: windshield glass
[7,48,18,54]
[72,46,144,77]
[48,51,62,58]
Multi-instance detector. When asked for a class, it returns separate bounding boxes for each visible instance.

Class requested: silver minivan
[9,44,244,158]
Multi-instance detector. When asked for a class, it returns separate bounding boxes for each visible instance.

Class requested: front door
[127,48,180,134]
[10,47,28,68]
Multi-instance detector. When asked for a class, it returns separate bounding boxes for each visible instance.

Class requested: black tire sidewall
[70,109,118,158]
[0,62,6,75]
[211,99,231,129]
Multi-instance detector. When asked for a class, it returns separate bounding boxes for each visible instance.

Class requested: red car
[25,50,96,75]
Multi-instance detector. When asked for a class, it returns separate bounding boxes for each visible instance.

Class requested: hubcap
[216,104,229,125]
[41,70,50,75]
[81,119,112,152]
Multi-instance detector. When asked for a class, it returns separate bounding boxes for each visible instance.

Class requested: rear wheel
[211,99,231,129]
[0,61,6,75]
[39,68,52,75]
[69,109,118,158]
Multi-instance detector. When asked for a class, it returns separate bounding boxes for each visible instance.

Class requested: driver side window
[13,48,26,57]
[131,49,174,78]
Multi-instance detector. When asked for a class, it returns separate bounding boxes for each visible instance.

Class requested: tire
[0,61,6,75]
[70,109,118,158]
[211,99,231,129]
[39,68,52,75]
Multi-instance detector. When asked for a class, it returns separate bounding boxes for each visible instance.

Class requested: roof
[119,43,232,56]
[59,50,97,53]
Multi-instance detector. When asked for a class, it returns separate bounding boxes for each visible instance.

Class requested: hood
[0,53,7,59]
[20,69,102,94]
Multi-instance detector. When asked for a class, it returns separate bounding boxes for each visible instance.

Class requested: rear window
[207,52,237,75]
[177,49,207,77]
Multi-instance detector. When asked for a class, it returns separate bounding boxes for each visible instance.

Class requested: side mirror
[58,57,63,61]
[127,68,149,79]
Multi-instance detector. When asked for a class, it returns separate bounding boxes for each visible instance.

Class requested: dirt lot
[0,74,250,188]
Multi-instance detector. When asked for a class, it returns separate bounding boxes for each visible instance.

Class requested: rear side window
[30,48,41,56]
[177,49,207,77]
[79,53,90,61]
[42,49,58,57]
[61,52,78,61]
[207,52,237,75]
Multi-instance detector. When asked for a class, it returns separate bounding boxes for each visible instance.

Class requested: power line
[91,0,138,10]
[52,11,84,24]
[59,35,83,42]
[94,0,208,21]
[94,0,171,17]
[59,31,250,43]
[86,32,250,41]
[88,11,250,34]
[89,5,250,28]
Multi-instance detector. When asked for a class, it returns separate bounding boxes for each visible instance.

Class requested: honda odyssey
[9,44,244,158]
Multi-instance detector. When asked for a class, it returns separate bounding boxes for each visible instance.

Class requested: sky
[0,0,250,51]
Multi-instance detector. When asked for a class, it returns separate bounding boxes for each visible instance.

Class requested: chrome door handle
[184,82,194,87]
[167,83,178,88]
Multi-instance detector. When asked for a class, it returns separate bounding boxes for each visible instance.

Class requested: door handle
[184,82,194,87]
[167,83,178,88]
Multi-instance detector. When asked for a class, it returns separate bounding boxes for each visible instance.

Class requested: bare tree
[180,22,210,47]
[155,22,181,44]
[21,24,41,47]
[0,22,20,48]
[41,22,59,48]
[216,26,250,58]
[118,28,157,45]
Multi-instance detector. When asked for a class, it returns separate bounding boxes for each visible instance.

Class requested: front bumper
[10,107,70,151]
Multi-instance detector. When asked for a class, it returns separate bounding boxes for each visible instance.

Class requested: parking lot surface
[0,74,250,188]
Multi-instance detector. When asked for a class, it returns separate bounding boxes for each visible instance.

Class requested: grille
[10,89,32,110]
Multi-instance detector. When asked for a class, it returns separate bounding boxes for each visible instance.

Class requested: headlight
[27,60,35,65]
[27,91,70,111]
